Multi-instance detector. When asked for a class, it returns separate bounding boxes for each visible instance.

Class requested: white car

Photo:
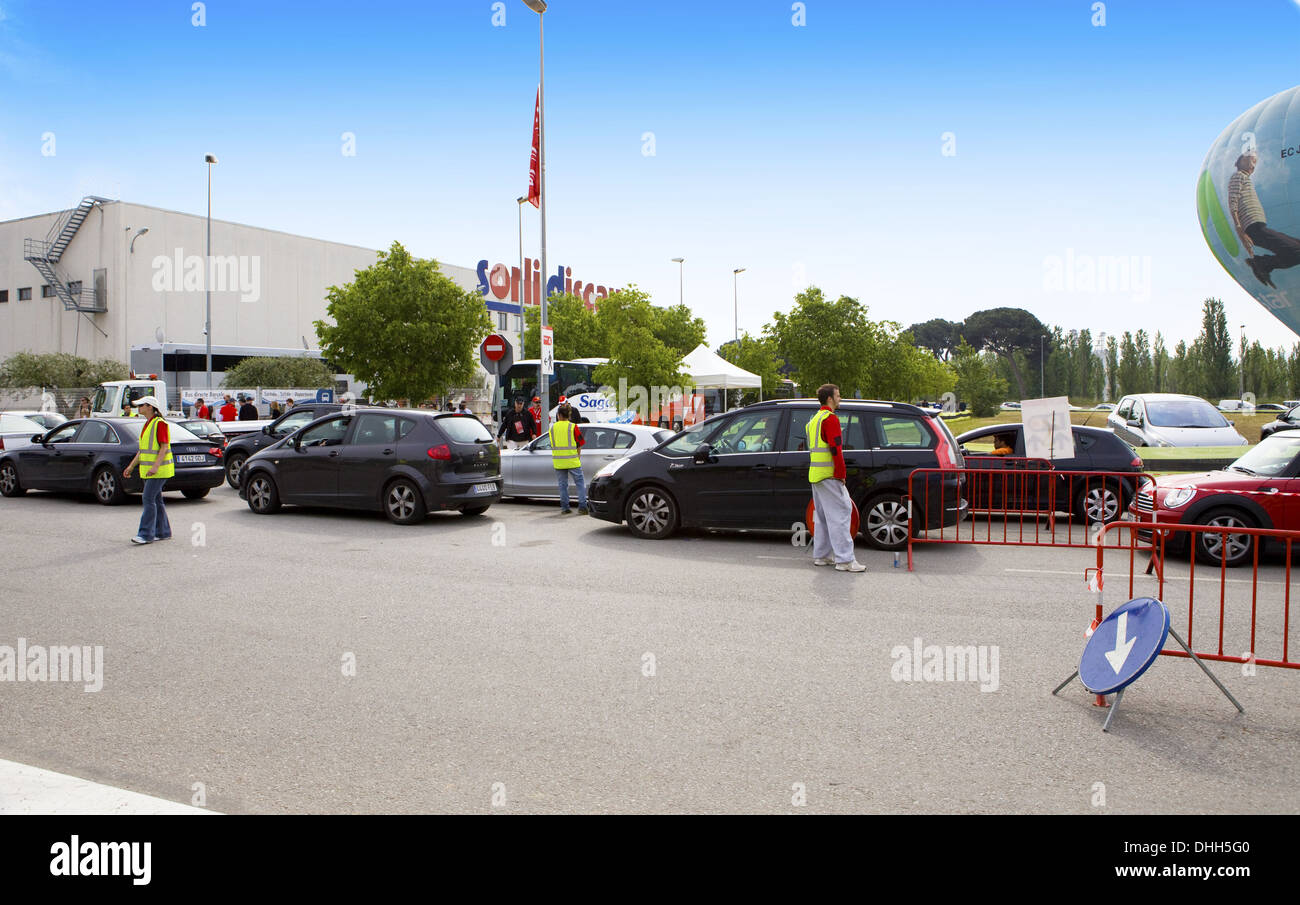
[1108,394,1248,448]
[500,423,672,499]
[0,413,49,453]
[5,410,68,430]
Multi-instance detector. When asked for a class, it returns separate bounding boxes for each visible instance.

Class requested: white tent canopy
[681,344,761,389]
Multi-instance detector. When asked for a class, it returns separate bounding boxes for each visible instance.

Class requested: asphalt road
[1,484,1297,814]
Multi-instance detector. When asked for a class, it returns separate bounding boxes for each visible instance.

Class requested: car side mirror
[693,443,715,465]
[1126,419,1141,428]
[262,425,273,435]
[33,434,45,444]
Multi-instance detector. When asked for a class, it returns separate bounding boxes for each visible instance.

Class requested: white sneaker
[130,536,150,545]
[813,556,835,566]
[834,560,867,572]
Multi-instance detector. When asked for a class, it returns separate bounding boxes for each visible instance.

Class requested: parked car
[1000,401,1022,411]
[1108,394,1247,447]
[5,410,68,430]
[501,423,671,499]
[955,423,1145,523]
[587,399,968,549]
[1255,403,1288,413]
[238,409,500,524]
[1260,404,1300,441]
[222,402,344,487]
[0,418,225,504]
[178,419,228,449]
[1130,432,1300,566]
[1092,403,1116,412]
[0,413,49,453]
[1218,399,1256,413]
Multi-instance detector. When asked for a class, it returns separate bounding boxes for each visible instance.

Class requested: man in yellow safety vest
[550,404,587,514]
[807,384,865,572]
[123,395,174,545]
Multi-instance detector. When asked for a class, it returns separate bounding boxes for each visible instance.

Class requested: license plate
[177,455,207,463]
[472,482,497,494]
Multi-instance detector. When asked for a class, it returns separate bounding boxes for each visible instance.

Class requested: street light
[517,196,527,361]
[130,227,149,253]
[671,257,684,308]
[522,0,549,434]
[733,268,745,341]
[204,153,218,393]
[1040,334,1046,398]
[1240,323,1247,401]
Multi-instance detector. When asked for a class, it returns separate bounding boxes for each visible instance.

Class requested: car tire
[1193,507,1256,567]
[246,472,281,514]
[1074,478,1123,524]
[624,485,678,539]
[462,505,490,516]
[384,478,426,525]
[862,492,911,550]
[93,466,126,505]
[0,461,24,497]
[182,488,210,500]
[225,452,247,488]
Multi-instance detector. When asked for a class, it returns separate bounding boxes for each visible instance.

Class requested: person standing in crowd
[194,397,211,420]
[529,396,543,437]
[285,398,295,409]
[238,395,258,421]
[497,397,536,449]
[77,396,92,419]
[807,383,865,572]
[457,399,472,415]
[550,404,587,515]
[219,395,237,422]
[123,396,173,545]
[269,401,282,419]
[121,398,136,418]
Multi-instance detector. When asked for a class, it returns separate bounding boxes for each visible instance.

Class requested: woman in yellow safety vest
[123,395,174,545]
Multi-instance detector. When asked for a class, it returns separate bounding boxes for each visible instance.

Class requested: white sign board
[1020,396,1075,460]
[541,327,554,376]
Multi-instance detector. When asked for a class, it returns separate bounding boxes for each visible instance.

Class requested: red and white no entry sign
[482,335,506,362]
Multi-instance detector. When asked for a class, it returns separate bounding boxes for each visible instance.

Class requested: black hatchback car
[238,409,501,524]
[587,399,968,549]
[0,418,225,504]
[222,402,343,487]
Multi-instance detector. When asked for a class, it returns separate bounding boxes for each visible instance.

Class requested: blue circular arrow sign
[1079,597,1171,696]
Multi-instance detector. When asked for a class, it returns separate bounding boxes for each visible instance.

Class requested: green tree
[522,292,607,361]
[907,318,962,361]
[590,287,691,391]
[651,302,708,358]
[1117,332,1139,396]
[315,242,491,402]
[221,356,335,389]
[717,333,784,405]
[1152,332,1169,393]
[1104,335,1118,401]
[1192,298,1235,399]
[951,341,1007,417]
[962,307,1049,398]
[0,352,127,387]
[768,287,877,395]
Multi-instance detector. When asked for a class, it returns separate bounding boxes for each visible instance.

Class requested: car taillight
[931,424,958,468]
[0,438,5,451]
[208,446,223,458]
[427,445,452,460]
[1131,456,1143,468]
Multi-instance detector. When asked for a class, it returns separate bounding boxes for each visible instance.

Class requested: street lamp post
[517,196,527,361]
[1040,334,1046,398]
[204,153,218,392]
[1240,324,1246,401]
[732,268,745,342]
[523,0,549,435]
[671,258,684,307]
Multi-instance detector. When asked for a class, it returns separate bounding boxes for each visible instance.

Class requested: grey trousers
[811,478,856,563]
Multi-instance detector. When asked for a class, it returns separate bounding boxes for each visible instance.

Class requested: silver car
[501,423,672,499]
[1108,394,1247,447]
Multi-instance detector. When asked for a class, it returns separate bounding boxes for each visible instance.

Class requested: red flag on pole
[528,87,541,208]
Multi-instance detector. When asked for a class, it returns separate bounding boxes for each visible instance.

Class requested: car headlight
[1163,486,1197,509]
[594,457,629,480]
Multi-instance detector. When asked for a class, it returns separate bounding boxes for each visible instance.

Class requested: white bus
[129,343,363,403]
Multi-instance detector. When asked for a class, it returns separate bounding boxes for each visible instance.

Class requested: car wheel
[0,461,23,497]
[246,472,281,514]
[225,452,247,488]
[1194,508,1255,567]
[462,505,490,516]
[182,488,210,500]
[384,478,426,525]
[93,466,126,505]
[625,485,678,539]
[863,492,910,550]
[1074,478,1123,524]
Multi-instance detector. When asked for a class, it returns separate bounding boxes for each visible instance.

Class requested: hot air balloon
[1198,85,1300,336]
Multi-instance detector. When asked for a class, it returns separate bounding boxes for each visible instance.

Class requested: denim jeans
[556,467,586,510]
[137,478,171,541]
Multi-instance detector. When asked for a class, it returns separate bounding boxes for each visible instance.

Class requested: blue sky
[3,0,1300,350]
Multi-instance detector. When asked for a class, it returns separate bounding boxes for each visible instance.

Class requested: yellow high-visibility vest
[806,409,835,484]
[139,417,175,479]
[549,422,581,470]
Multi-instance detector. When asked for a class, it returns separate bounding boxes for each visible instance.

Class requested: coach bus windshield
[498,361,602,412]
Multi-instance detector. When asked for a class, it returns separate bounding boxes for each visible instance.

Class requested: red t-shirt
[819,406,846,481]
[196,405,210,420]
[574,425,585,449]
[219,403,237,422]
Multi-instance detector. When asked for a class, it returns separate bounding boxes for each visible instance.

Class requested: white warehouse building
[0,196,554,390]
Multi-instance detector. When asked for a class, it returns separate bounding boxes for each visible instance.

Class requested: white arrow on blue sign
[1078,597,1170,696]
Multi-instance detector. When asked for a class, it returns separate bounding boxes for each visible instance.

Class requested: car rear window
[782,409,870,451]
[874,416,933,449]
[436,414,492,443]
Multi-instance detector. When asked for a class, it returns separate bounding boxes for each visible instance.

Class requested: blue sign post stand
[1053,597,1244,732]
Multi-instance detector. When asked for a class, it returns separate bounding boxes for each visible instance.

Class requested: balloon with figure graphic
[1198,85,1300,336]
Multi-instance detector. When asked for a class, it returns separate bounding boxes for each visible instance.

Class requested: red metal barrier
[1090,520,1299,671]
[905,463,1155,570]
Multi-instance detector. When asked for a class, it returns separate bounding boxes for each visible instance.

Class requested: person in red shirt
[219,395,237,422]
[195,397,211,420]
[810,383,864,572]
[529,396,543,438]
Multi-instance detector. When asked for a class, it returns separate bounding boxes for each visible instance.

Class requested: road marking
[0,758,217,815]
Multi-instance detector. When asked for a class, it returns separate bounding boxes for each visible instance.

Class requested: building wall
[0,200,521,369]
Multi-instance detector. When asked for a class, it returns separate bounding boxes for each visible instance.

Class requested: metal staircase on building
[23,196,111,313]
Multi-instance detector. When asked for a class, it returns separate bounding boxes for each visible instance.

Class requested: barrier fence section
[1090,520,1298,672]
[905,459,1156,570]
